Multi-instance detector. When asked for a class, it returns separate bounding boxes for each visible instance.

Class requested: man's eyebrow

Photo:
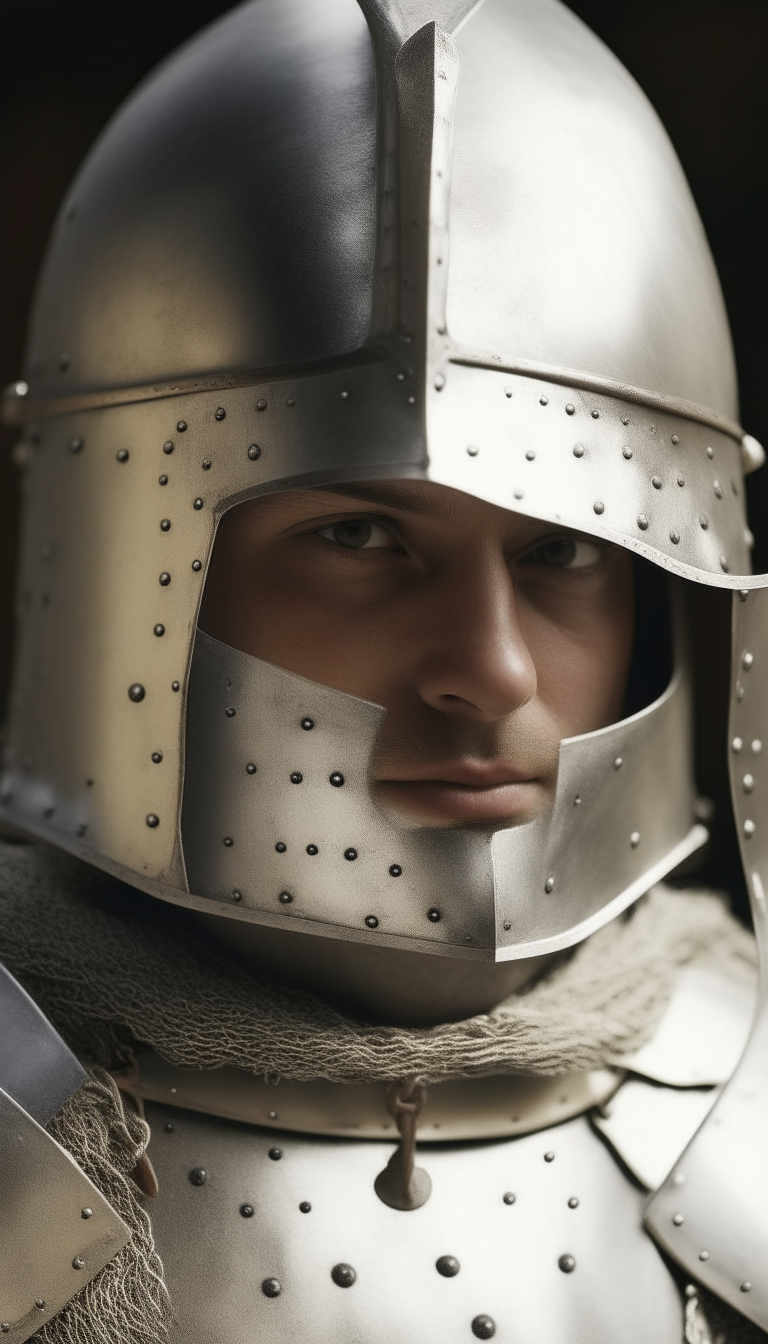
[308,482,467,522]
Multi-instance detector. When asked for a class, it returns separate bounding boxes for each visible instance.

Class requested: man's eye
[525,537,603,569]
[317,519,399,550]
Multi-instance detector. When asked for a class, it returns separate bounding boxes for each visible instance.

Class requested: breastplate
[146,1100,683,1344]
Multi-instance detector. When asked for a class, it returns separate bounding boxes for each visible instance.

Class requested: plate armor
[2,0,768,1339]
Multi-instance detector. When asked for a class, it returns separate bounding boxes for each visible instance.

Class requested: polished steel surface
[181,625,704,958]
[645,588,768,1332]
[146,1101,683,1344]
[0,1085,128,1342]
[129,1046,621,1141]
[594,1080,719,1194]
[0,962,85,1125]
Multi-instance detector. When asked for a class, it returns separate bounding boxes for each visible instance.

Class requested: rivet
[192,560,202,572]
[81,1207,93,1219]
[116,448,129,462]
[279,891,293,903]
[613,756,623,770]
[299,1201,312,1212]
[568,1197,579,1208]
[544,877,555,893]
[160,519,171,532]
[146,814,159,828]
[737,683,744,701]
[214,407,226,421]
[331,1264,356,1288]
[513,489,524,500]
[396,372,406,382]
[177,421,187,433]
[743,774,754,793]
[671,434,680,445]
[154,623,165,636]
[159,474,169,485]
[288,771,302,785]
[223,836,233,847]
[544,1151,555,1162]
[574,795,582,805]
[72,1257,85,1270]
[565,404,575,415]
[744,819,756,837]
[593,500,604,515]
[344,848,358,861]
[525,450,535,461]
[572,444,584,458]
[286,397,295,407]
[2,1324,10,1333]
[677,475,685,486]
[246,762,257,774]
[128,683,145,702]
[503,1192,516,1205]
[301,717,314,730]
[436,1255,460,1277]
[68,437,84,454]
[268,1147,282,1160]
[248,444,261,460]
[152,752,162,763]
[427,907,441,922]
[706,446,714,458]
[467,445,479,457]
[672,1172,686,1186]
[193,498,204,510]
[306,844,318,855]
[339,390,349,401]
[622,446,632,460]
[471,1314,496,1339]
[365,915,379,928]
[224,706,236,718]
[240,1202,254,1217]
[539,396,549,406]
[261,1278,281,1298]
[699,1250,709,1262]
[630,831,640,847]
[188,1167,207,1186]
[741,1282,752,1293]
[329,772,345,787]
[752,739,762,754]
[505,387,513,398]
[163,441,174,455]
[35,1300,45,1311]
[159,572,171,585]
[202,459,211,470]
[669,530,680,544]
[649,424,657,434]
[713,480,723,498]
[622,417,630,425]
[637,514,649,530]
[591,409,599,419]
[652,476,662,490]
[558,1254,576,1274]
[699,515,709,530]
[275,842,287,853]
[389,864,402,876]
[257,399,267,411]
[742,651,754,670]
[503,919,511,930]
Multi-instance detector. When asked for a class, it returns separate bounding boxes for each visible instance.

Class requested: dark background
[2,0,767,720]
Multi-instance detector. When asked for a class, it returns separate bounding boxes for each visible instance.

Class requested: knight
[1,1,767,1340]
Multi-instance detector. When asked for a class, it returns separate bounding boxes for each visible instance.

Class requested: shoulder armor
[0,963,128,1341]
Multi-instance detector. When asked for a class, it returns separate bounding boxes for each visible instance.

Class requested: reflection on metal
[146,1101,683,1344]
[593,1080,720,1193]
[0,1086,128,1343]
[0,962,85,1125]
[645,589,768,1333]
[125,1046,621,1141]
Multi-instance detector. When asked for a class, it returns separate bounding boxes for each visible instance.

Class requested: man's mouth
[375,763,543,825]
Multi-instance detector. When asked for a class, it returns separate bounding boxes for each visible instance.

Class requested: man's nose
[413,558,537,722]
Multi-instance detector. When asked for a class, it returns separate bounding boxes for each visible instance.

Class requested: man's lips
[375,765,542,823]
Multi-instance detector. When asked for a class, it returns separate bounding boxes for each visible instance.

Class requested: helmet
[1,0,766,964]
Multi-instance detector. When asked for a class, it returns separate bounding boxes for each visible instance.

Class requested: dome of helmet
[24,0,737,420]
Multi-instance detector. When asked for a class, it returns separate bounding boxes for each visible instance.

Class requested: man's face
[201,479,635,830]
